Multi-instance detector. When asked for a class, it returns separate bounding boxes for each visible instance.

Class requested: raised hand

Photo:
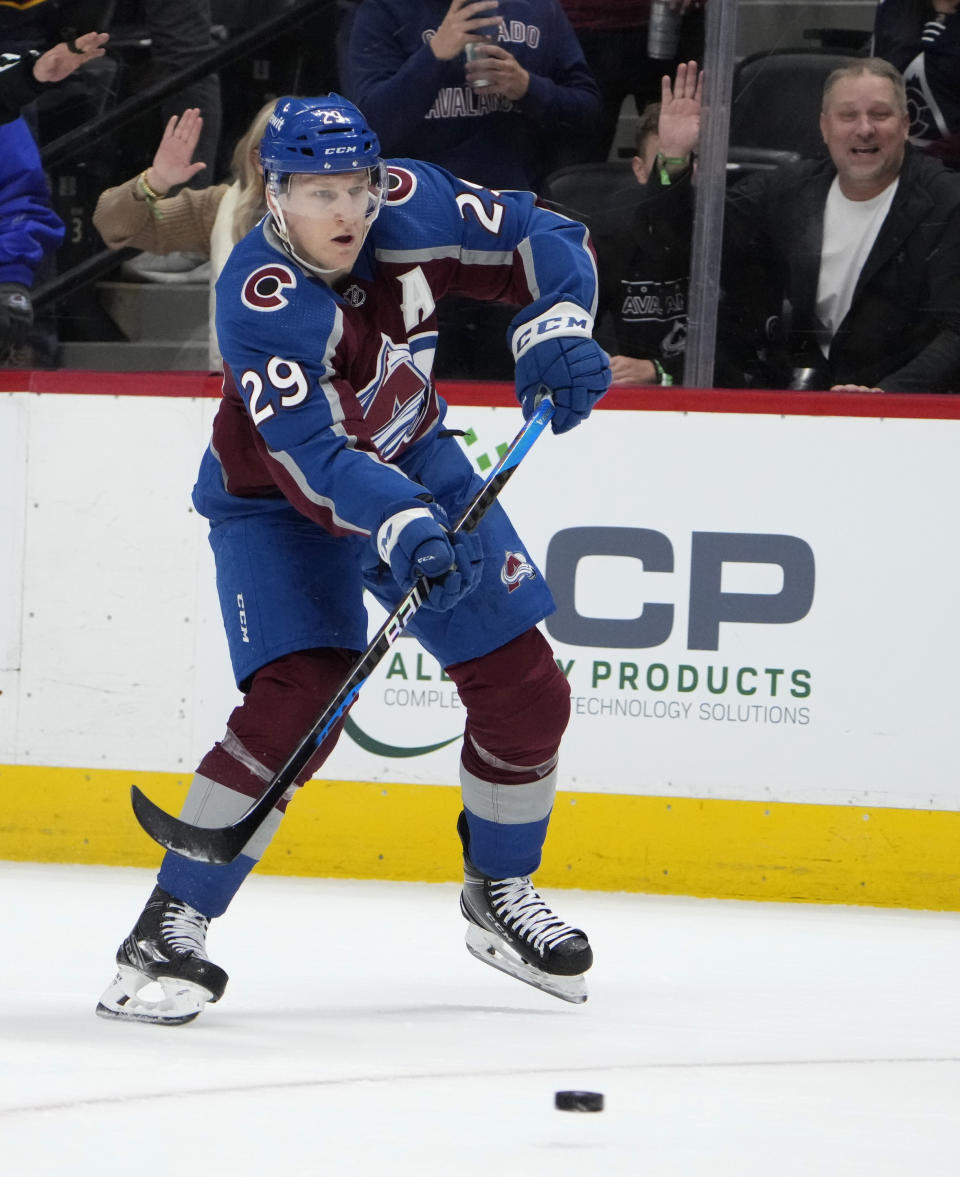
[658,60,702,161]
[145,108,206,196]
[430,0,502,62]
[32,31,109,84]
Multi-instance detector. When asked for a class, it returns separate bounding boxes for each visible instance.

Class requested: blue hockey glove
[376,507,484,612]
[514,335,611,435]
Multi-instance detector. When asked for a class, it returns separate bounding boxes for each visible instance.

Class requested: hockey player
[96,94,611,1025]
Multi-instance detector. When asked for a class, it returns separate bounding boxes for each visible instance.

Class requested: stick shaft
[131,401,554,863]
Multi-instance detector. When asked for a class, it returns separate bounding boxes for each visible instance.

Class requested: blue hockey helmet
[260,95,383,178]
[260,95,388,275]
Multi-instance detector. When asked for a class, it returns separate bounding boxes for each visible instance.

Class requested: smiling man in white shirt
[651,58,960,393]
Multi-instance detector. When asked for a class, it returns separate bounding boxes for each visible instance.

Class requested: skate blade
[95,964,214,1026]
[464,924,588,1004]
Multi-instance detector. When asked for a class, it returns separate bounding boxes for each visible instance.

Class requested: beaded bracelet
[137,170,165,219]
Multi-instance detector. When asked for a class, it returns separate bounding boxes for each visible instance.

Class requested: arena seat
[729,48,857,163]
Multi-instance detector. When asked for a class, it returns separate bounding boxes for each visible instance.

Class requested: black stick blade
[130,786,239,864]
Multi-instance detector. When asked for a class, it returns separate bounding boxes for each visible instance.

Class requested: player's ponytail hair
[230,99,277,243]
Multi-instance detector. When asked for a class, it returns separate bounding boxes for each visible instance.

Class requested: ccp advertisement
[326,405,960,812]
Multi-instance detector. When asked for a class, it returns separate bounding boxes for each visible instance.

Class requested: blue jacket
[0,117,64,287]
[345,0,600,193]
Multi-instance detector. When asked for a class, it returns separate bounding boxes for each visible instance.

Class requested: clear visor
[267,163,387,224]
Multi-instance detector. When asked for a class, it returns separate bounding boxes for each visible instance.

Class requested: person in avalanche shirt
[345,0,601,195]
[345,1,602,378]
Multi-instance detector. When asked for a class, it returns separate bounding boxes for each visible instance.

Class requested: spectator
[555,0,705,165]
[114,1,223,283]
[0,115,65,364]
[346,0,601,378]
[345,0,601,194]
[651,59,960,393]
[0,2,113,135]
[873,0,960,168]
[592,99,689,385]
[1,2,222,283]
[0,32,109,124]
[136,1,222,192]
[0,22,106,368]
[92,100,275,369]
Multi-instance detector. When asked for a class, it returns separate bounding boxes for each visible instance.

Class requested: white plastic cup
[464,11,501,89]
[464,39,493,88]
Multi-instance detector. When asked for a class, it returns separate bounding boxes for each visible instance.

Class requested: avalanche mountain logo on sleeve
[500,550,536,592]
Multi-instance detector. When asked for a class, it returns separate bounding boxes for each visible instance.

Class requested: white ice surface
[2,861,960,1176]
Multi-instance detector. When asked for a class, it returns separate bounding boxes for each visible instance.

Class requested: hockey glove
[0,282,32,361]
[515,334,611,435]
[376,506,484,612]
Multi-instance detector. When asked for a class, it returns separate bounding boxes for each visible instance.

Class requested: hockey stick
[130,397,555,864]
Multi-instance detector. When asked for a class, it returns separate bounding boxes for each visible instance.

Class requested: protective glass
[268,162,388,225]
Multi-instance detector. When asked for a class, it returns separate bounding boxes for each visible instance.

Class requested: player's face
[279,171,374,275]
[819,74,909,199]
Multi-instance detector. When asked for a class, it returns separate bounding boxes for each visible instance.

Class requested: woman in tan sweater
[93,100,274,368]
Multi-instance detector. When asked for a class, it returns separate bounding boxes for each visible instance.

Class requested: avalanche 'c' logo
[386,166,417,206]
[241,264,297,311]
[500,550,536,592]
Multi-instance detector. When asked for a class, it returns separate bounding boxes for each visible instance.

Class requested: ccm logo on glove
[512,302,612,436]
[512,301,594,359]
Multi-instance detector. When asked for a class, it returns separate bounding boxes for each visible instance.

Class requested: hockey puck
[554,1090,604,1112]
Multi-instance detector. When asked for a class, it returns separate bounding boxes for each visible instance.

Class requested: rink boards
[2,373,960,909]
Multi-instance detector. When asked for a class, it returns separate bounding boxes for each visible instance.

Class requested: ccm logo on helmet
[325,145,357,155]
[242,264,297,312]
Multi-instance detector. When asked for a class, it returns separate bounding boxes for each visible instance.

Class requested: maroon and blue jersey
[193,157,598,540]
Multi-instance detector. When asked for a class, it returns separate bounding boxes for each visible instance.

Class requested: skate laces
[488,878,580,953]
[160,901,210,958]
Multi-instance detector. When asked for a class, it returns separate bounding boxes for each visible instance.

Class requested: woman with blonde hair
[93,99,276,368]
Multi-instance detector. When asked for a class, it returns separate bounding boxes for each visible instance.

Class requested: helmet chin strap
[265,186,381,281]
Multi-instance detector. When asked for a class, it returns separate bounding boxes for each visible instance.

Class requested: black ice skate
[458,812,592,1004]
[95,885,228,1025]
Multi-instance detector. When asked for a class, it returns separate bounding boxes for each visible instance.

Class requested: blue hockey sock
[463,809,550,878]
[460,770,557,878]
[157,851,257,919]
[153,769,288,918]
